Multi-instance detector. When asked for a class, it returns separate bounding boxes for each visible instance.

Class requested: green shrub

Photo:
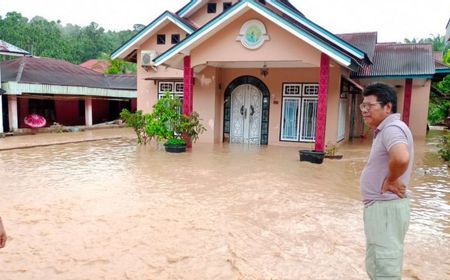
[428,99,450,125]
[144,92,206,144]
[120,109,149,144]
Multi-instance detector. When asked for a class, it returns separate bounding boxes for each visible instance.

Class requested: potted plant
[144,92,206,152]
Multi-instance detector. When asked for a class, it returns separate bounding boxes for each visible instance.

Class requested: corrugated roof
[0,56,136,90]
[352,43,435,78]
[336,32,377,62]
[0,40,29,56]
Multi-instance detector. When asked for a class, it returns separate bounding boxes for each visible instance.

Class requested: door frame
[223,76,270,145]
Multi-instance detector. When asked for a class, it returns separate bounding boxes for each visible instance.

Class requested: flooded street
[0,128,449,279]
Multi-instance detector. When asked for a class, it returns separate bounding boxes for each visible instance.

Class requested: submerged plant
[145,92,206,145]
[120,109,149,144]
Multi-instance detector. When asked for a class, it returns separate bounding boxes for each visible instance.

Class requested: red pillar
[183,55,194,147]
[403,79,412,126]
[183,56,193,116]
[314,53,330,152]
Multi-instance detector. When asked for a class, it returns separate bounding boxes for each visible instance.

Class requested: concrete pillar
[8,95,18,131]
[403,79,412,126]
[0,96,3,133]
[85,97,93,126]
[314,53,330,152]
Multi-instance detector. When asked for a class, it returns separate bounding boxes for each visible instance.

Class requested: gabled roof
[352,44,435,78]
[0,40,29,56]
[177,0,305,18]
[111,11,196,60]
[1,56,136,90]
[336,32,377,63]
[155,0,368,68]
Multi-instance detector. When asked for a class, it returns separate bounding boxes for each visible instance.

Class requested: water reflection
[0,129,448,279]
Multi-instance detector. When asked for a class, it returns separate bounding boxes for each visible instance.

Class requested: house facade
[113,0,437,150]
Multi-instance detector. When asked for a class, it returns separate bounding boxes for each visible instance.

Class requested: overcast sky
[1,0,449,43]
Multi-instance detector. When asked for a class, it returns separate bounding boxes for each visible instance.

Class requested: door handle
[250,105,255,117]
[240,105,244,116]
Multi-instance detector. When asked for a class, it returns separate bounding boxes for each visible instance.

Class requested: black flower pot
[164,143,187,153]
[299,150,325,164]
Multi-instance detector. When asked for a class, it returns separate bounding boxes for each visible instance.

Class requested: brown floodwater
[0,129,448,279]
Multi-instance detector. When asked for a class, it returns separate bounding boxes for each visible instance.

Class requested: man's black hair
[362,83,397,113]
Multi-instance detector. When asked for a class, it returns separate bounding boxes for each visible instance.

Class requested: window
[157,34,166,45]
[158,81,184,113]
[223,2,232,11]
[281,83,319,142]
[207,3,217,13]
[171,34,180,44]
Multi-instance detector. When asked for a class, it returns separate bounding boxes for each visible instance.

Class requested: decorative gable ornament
[236,19,269,49]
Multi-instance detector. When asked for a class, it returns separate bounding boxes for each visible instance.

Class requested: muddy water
[0,130,448,279]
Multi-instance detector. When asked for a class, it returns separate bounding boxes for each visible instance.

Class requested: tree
[404,34,445,51]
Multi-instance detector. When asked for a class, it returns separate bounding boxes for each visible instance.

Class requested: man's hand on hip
[381,178,406,198]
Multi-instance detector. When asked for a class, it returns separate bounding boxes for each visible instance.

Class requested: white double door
[230,84,262,144]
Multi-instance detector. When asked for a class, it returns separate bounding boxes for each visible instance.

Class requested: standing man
[360,83,413,279]
[0,216,6,248]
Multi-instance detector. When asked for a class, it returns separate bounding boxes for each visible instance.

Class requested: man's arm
[0,216,6,248]
[381,143,410,198]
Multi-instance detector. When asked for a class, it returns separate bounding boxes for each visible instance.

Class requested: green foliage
[438,135,450,161]
[165,138,186,146]
[144,93,206,145]
[444,49,450,65]
[436,74,450,94]
[104,58,136,74]
[0,11,138,67]
[120,109,148,144]
[427,97,450,125]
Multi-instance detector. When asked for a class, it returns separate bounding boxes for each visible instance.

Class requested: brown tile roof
[0,56,136,90]
[336,32,377,62]
[79,59,111,73]
[352,43,435,78]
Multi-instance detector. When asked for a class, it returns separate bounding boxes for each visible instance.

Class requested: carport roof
[0,56,136,90]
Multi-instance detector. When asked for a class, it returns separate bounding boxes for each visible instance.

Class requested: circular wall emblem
[236,19,269,49]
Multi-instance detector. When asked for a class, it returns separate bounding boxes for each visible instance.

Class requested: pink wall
[189,0,239,27]
[137,22,186,113]
[191,10,321,67]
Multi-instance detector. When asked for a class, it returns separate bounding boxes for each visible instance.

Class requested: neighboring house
[0,39,30,133]
[0,56,136,132]
[80,59,111,73]
[112,0,448,149]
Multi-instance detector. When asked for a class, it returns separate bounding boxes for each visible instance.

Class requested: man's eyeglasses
[359,102,383,111]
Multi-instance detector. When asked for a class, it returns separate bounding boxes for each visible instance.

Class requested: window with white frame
[158,81,184,113]
[281,83,319,142]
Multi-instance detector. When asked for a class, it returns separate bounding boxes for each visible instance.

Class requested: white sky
[0,0,449,43]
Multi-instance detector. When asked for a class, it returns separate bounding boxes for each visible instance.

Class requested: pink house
[112,0,444,149]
